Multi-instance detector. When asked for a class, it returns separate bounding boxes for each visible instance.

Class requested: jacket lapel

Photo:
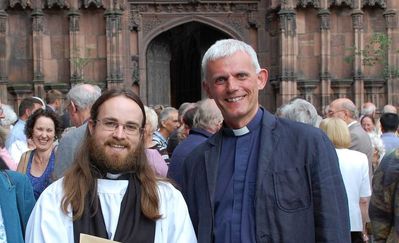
[204,133,222,206]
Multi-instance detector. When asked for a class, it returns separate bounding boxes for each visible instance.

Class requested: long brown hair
[61,88,160,221]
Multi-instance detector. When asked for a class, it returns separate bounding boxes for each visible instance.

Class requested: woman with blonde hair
[320,117,371,243]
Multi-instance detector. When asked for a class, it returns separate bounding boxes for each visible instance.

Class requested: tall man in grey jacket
[181,39,350,243]
[53,83,101,179]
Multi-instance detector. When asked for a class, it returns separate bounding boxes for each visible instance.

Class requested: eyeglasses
[96,119,142,135]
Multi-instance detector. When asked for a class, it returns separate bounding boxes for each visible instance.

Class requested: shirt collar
[222,108,263,137]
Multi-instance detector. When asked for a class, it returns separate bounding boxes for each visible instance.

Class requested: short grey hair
[361,102,376,116]
[341,100,359,119]
[201,39,261,80]
[0,104,17,126]
[193,99,223,131]
[278,98,319,127]
[67,83,101,110]
[144,106,158,133]
[159,107,178,125]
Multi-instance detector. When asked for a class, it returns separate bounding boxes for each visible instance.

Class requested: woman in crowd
[17,109,62,199]
[0,156,35,242]
[144,106,168,177]
[320,117,371,243]
[361,114,376,134]
[360,115,385,172]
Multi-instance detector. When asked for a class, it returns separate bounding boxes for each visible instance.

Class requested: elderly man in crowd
[168,98,223,187]
[277,98,321,127]
[152,107,180,164]
[26,89,196,242]
[328,98,374,178]
[182,39,350,243]
[53,83,101,179]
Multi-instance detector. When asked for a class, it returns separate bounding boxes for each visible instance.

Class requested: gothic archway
[145,22,230,107]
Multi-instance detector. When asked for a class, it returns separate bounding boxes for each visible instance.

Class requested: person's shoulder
[156,181,183,201]
[39,177,65,200]
[2,170,27,182]
[274,115,324,138]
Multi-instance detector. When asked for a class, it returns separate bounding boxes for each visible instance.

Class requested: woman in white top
[320,118,371,243]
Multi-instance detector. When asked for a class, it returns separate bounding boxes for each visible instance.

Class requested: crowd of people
[0,39,398,243]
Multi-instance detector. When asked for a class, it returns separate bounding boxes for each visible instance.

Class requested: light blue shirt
[381,132,399,153]
[5,119,27,150]
[0,206,7,243]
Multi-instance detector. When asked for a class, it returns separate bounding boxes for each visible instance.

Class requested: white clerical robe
[25,178,197,243]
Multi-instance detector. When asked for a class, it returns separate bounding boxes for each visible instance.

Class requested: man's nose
[113,125,126,139]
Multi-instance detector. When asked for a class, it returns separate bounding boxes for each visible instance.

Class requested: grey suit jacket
[53,123,88,179]
[349,121,374,176]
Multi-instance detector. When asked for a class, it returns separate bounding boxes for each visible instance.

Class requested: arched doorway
[146,22,230,107]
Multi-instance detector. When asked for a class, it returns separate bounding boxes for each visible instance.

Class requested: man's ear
[88,119,95,135]
[257,68,268,90]
[70,101,78,113]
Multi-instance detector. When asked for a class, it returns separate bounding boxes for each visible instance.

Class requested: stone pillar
[129,10,140,95]
[318,8,331,110]
[31,9,45,97]
[105,10,124,89]
[68,9,81,85]
[383,9,398,104]
[0,10,8,103]
[278,8,297,106]
[351,9,365,107]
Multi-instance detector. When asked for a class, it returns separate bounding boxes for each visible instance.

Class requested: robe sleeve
[25,179,74,243]
[156,182,197,243]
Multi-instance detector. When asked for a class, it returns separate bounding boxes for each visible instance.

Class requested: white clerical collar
[232,126,250,136]
[106,172,123,179]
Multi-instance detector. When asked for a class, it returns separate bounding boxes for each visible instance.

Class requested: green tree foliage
[345,33,399,78]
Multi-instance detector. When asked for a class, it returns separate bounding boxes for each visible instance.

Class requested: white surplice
[26,178,197,243]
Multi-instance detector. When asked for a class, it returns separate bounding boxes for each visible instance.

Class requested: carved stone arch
[142,15,243,51]
[139,16,237,106]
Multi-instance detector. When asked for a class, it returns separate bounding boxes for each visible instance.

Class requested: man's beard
[87,136,140,174]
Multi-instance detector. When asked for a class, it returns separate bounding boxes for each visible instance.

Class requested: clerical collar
[105,172,131,180]
[222,108,263,137]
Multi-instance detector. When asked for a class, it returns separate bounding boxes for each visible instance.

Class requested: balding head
[382,104,397,114]
[361,102,376,117]
[328,98,358,124]
[194,98,223,133]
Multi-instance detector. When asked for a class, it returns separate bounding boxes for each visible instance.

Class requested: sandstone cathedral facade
[0,0,398,113]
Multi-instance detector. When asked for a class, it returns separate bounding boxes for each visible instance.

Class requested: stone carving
[131,55,139,83]
[297,0,320,8]
[106,11,122,32]
[68,10,80,32]
[351,11,363,30]
[142,16,162,34]
[318,9,330,30]
[47,0,70,8]
[362,0,386,8]
[279,9,296,36]
[82,0,103,8]
[130,2,258,13]
[228,16,245,37]
[328,0,352,7]
[32,10,44,32]
[247,12,258,28]
[0,11,7,33]
[383,10,397,29]
[9,0,32,9]
[129,11,140,31]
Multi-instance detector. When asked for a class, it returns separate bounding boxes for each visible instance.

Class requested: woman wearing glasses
[17,109,62,199]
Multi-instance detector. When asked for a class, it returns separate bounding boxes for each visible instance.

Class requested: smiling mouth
[226,96,244,103]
